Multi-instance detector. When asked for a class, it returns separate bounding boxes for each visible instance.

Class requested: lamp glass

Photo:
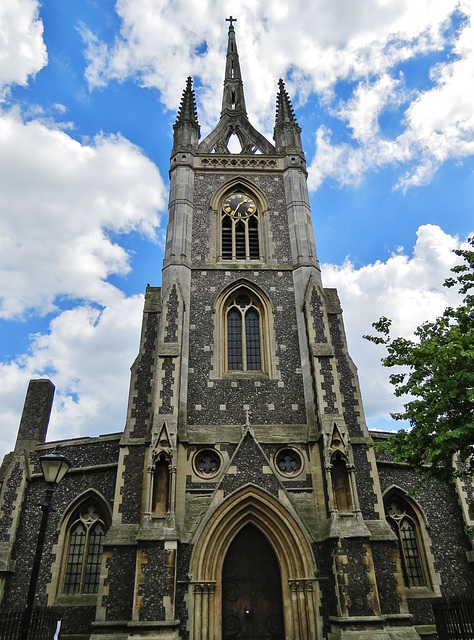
[40,446,71,484]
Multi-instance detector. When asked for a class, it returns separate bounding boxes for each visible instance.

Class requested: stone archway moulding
[190,484,319,640]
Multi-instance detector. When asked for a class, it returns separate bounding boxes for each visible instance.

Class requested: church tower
[88,18,421,640]
[13,17,474,640]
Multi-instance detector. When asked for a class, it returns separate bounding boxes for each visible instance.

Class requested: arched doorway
[190,485,319,640]
[222,524,284,639]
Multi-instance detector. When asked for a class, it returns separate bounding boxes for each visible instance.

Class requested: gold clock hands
[233,196,248,215]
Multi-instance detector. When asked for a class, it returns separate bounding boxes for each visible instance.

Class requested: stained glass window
[276,448,302,475]
[83,522,105,593]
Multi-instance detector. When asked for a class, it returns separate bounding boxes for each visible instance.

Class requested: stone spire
[198,18,275,155]
[220,17,247,117]
[273,79,303,154]
[172,76,200,153]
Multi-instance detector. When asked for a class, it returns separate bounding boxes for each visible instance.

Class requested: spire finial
[172,76,200,152]
[275,79,299,127]
[273,78,303,153]
[226,16,237,31]
[175,76,199,125]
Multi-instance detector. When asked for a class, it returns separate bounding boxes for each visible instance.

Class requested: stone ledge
[312,343,334,357]
[104,524,139,546]
[414,625,437,638]
[127,621,179,628]
[158,343,180,357]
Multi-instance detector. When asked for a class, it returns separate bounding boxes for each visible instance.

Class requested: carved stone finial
[175,76,199,125]
[172,76,200,153]
[275,79,299,127]
[274,79,303,154]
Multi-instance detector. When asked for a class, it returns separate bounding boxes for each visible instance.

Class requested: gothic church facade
[1,21,474,640]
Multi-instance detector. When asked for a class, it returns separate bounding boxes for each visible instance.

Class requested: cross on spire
[226,16,237,29]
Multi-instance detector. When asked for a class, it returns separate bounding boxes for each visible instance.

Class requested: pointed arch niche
[211,279,277,379]
[143,423,176,522]
[324,424,360,515]
[210,178,270,264]
[189,485,319,640]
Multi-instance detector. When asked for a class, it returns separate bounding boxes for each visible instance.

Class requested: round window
[275,448,303,477]
[193,448,222,478]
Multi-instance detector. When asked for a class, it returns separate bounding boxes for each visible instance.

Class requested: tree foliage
[364,238,474,486]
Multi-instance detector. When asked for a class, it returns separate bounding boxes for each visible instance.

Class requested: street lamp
[20,445,71,640]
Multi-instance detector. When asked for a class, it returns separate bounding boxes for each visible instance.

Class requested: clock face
[223,193,256,218]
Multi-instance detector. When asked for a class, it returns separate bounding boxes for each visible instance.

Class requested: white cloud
[0,108,167,319]
[0,102,168,460]
[80,0,470,170]
[307,3,474,191]
[321,224,470,427]
[0,0,47,97]
[336,74,408,144]
[0,295,144,458]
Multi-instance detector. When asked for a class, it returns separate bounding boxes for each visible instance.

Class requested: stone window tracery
[193,449,222,478]
[385,495,430,588]
[62,500,108,595]
[213,281,276,379]
[227,294,261,371]
[275,448,303,477]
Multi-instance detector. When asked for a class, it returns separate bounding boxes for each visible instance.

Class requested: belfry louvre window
[385,497,429,588]
[227,293,262,371]
[221,192,260,260]
[63,501,107,595]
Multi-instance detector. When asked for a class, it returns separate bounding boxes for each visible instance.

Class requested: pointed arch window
[62,499,108,595]
[221,192,260,261]
[385,495,430,588]
[227,293,262,371]
[213,282,276,379]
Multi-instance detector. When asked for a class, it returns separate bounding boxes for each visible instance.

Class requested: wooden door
[222,524,285,639]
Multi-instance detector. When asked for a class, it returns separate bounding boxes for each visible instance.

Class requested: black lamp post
[20,445,71,640]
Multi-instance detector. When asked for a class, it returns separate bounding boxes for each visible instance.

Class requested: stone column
[289,579,318,640]
[192,582,216,640]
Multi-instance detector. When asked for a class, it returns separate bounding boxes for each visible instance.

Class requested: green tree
[364,238,474,486]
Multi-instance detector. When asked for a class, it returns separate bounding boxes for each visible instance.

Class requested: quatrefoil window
[275,448,302,477]
[193,449,222,478]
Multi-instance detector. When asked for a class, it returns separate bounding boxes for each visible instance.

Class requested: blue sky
[0,0,473,460]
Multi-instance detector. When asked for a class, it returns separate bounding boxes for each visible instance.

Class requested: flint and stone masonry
[1,20,474,640]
